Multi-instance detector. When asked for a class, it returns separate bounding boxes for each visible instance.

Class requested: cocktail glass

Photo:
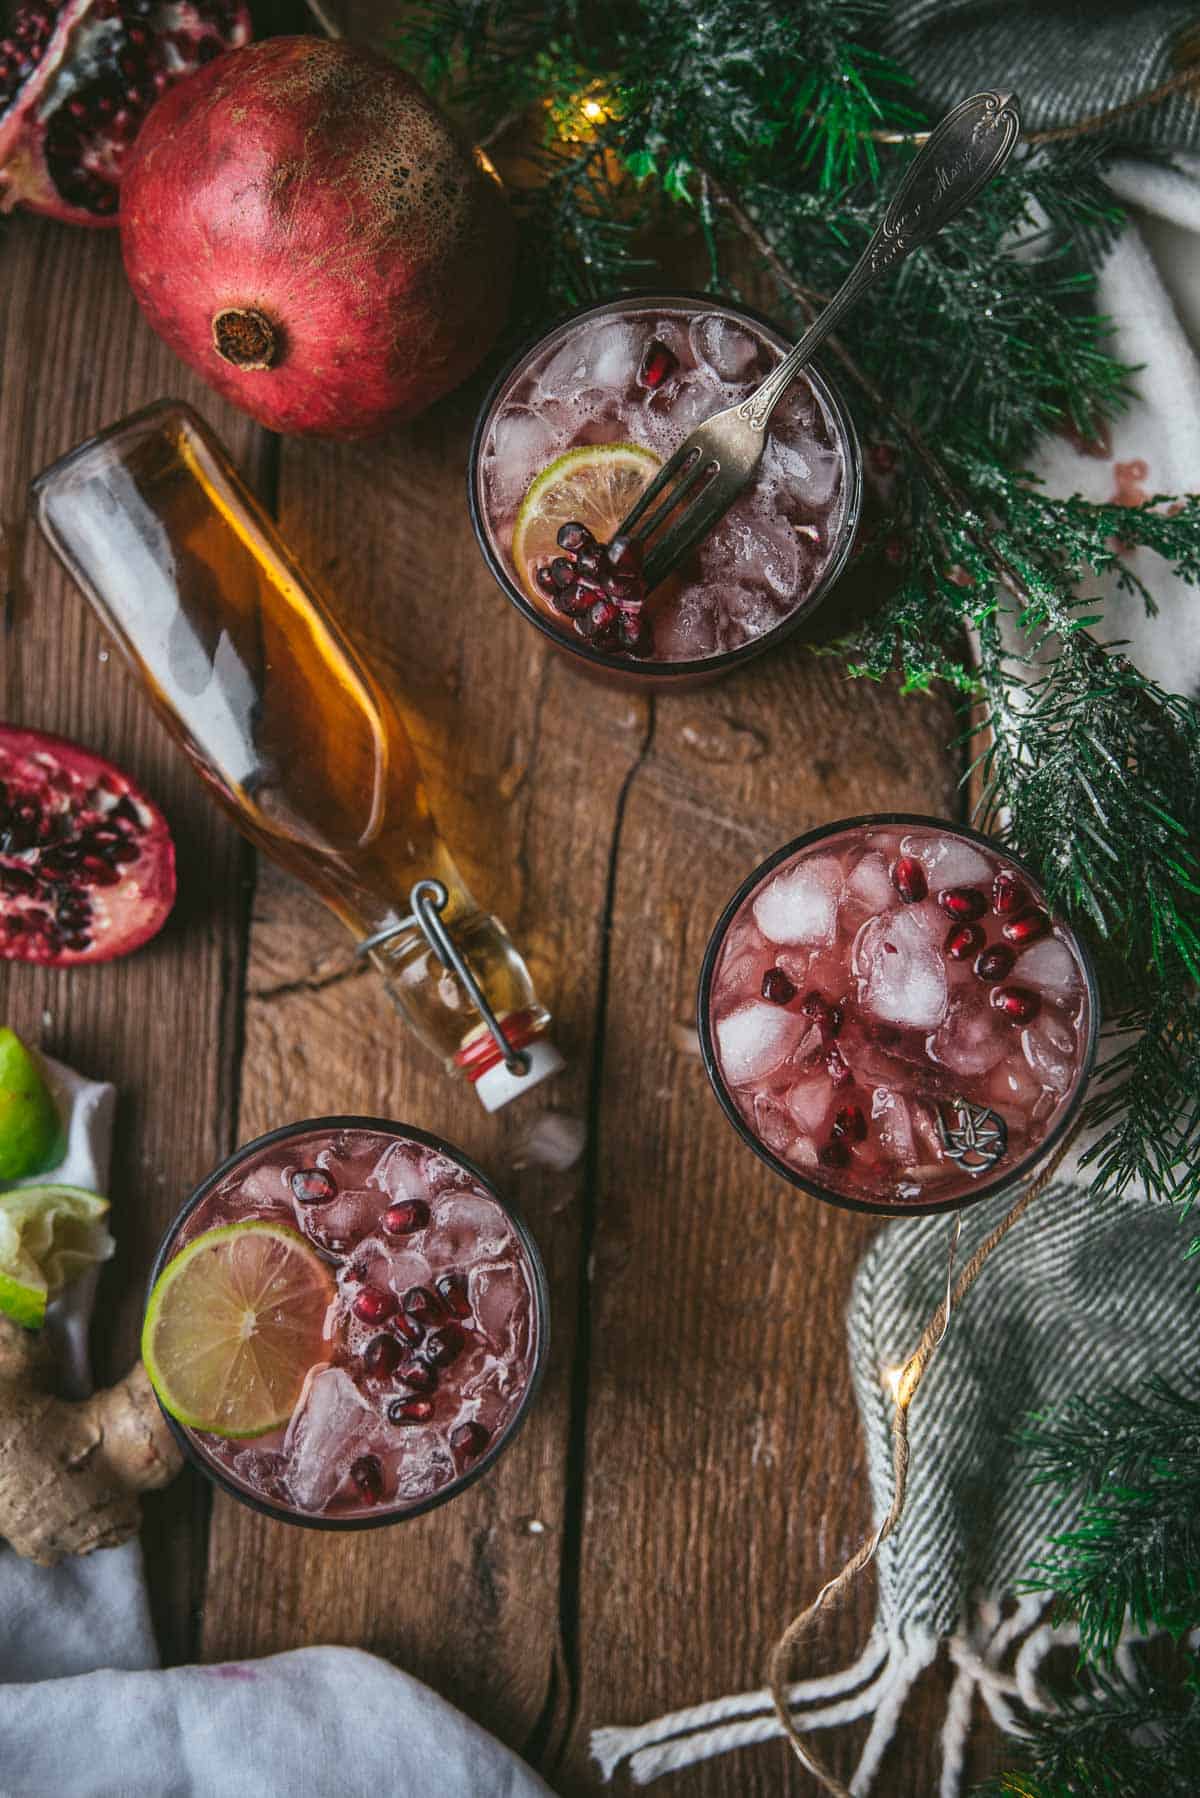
[146,1115,549,1527]
[698,815,1099,1216]
[469,293,862,688]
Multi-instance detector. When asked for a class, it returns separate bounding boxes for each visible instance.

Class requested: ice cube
[715,1001,806,1085]
[785,1134,819,1170]
[786,1075,833,1133]
[846,851,895,914]
[392,1429,455,1500]
[424,1193,513,1265]
[370,1142,430,1208]
[854,909,949,1030]
[766,435,841,507]
[661,376,716,437]
[297,1188,383,1254]
[753,1092,796,1155]
[709,513,799,599]
[1021,1019,1076,1094]
[1012,933,1081,997]
[989,1060,1041,1110]
[284,1367,375,1512]
[927,994,1007,1076]
[752,855,842,946]
[901,832,993,891]
[689,314,764,383]
[468,1257,530,1356]
[872,1087,917,1165]
[486,408,557,508]
[539,321,641,400]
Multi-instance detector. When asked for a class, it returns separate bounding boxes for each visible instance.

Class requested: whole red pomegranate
[0,0,250,226]
[120,36,515,438]
[0,726,176,964]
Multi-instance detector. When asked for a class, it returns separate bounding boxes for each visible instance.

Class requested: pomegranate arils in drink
[761,967,796,1005]
[435,1273,471,1320]
[1002,909,1050,947]
[396,1358,437,1394]
[607,532,643,575]
[945,922,984,961]
[391,1309,424,1346]
[802,991,842,1039]
[575,546,603,578]
[382,1198,429,1235]
[974,944,1015,984]
[423,1323,467,1368]
[832,1104,867,1143]
[992,870,1026,916]
[349,1454,384,1503]
[362,1333,403,1378]
[549,556,574,589]
[991,985,1041,1024]
[638,338,677,388]
[938,886,987,922]
[352,1285,397,1324]
[291,1167,336,1205]
[388,1396,435,1426]
[826,1045,853,1086]
[402,1285,445,1323]
[450,1421,490,1460]
[617,611,654,657]
[552,580,591,619]
[891,856,927,904]
[534,563,558,598]
[556,520,592,554]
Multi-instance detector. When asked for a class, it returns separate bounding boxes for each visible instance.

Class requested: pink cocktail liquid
[475,299,856,664]
[703,822,1096,1210]
[170,1123,543,1521]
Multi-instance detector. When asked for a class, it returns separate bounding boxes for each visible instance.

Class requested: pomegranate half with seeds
[0,0,250,226]
[0,726,176,963]
[119,35,515,438]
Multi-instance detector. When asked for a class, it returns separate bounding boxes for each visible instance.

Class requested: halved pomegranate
[0,726,176,963]
[0,0,250,226]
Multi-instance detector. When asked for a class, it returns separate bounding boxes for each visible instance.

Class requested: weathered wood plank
[197,378,643,1759]
[561,647,974,1795]
[0,216,270,1660]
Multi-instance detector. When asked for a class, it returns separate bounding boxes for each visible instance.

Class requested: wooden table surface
[0,32,1008,1791]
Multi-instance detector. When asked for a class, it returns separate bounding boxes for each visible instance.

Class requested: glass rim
[145,1114,551,1531]
[695,813,1102,1218]
[467,289,864,681]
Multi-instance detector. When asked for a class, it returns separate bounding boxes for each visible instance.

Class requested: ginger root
[0,1313,181,1565]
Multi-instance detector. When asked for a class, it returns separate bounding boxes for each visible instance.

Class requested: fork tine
[643,477,742,590]
[634,449,712,544]
[619,439,699,536]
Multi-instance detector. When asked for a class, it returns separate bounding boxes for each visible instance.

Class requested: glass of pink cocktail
[469,293,861,685]
[699,817,1099,1215]
[145,1117,548,1527]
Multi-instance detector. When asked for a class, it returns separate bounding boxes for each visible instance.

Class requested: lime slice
[0,1029,61,1182]
[511,442,660,605]
[0,1183,112,1329]
[142,1221,335,1438]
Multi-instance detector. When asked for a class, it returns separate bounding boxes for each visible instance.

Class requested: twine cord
[766,1119,1084,1798]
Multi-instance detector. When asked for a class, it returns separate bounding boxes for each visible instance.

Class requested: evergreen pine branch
[1020,1380,1200,1660]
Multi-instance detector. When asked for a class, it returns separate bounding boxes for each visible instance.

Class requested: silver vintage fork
[618,90,1022,592]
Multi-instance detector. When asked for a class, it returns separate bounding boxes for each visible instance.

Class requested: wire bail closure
[356,879,532,1078]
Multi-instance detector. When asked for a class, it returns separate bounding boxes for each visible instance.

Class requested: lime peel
[511,441,660,606]
[0,1183,113,1329]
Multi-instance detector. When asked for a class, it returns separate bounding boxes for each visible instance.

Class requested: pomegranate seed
[382,1199,429,1235]
[423,1323,467,1367]
[608,572,644,605]
[974,944,1015,984]
[435,1272,471,1319]
[403,1285,445,1323]
[1002,909,1049,946]
[938,886,987,921]
[576,546,603,577]
[290,1167,335,1204]
[607,532,643,574]
[991,985,1041,1023]
[391,1309,424,1345]
[350,1454,384,1502]
[534,563,557,597]
[363,1334,402,1377]
[618,611,653,657]
[944,922,984,960]
[397,1358,437,1394]
[388,1396,435,1425]
[992,870,1026,916]
[548,555,574,588]
[580,597,618,640]
[832,1104,867,1143]
[554,580,590,619]
[450,1421,491,1460]
[891,857,927,903]
[352,1286,397,1324]
[638,339,677,388]
[802,991,842,1039]
[556,520,592,554]
[819,1138,851,1169]
[761,967,796,1005]
[826,1045,853,1086]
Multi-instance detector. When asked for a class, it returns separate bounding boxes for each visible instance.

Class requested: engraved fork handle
[738,90,1021,433]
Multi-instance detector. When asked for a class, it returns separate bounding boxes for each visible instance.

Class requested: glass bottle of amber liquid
[32,401,561,1109]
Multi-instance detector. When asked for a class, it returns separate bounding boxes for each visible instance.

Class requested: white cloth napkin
[0,1059,554,1798]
